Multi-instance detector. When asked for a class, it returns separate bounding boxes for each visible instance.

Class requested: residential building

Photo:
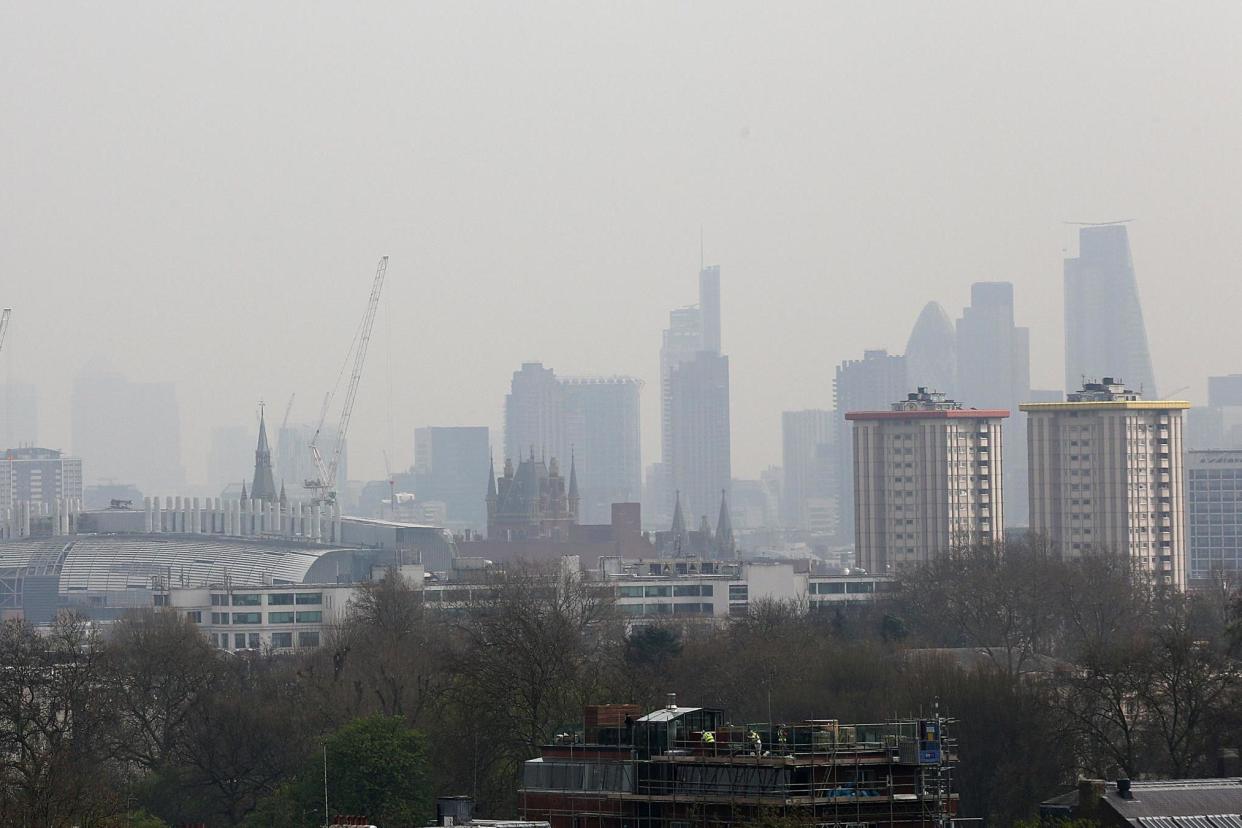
[0,447,83,514]
[657,265,731,527]
[956,281,1033,525]
[0,382,38,448]
[414,426,490,531]
[1022,378,1188,587]
[781,409,833,530]
[519,701,958,828]
[847,389,1006,573]
[1186,449,1242,584]
[1064,224,1157,396]
[904,301,956,395]
[71,368,184,491]
[561,377,643,525]
[833,349,908,545]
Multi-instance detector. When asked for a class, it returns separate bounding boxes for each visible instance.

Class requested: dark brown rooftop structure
[519,698,958,828]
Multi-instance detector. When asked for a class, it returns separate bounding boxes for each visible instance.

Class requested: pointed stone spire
[670,490,689,557]
[251,403,278,503]
[279,481,287,507]
[714,489,735,560]
[486,455,498,504]
[240,480,248,500]
[567,448,579,521]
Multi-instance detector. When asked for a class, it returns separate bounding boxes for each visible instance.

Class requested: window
[815,582,845,595]
[211,613,229,625]
[248,633,261,649]
[232,612,261,624]
[645,603,673,615]
[209,633,218,647]
[268,612,295,624]
[700,585,713,597]
[729,584,748,601]
[271,632,293,649]
[268,593,295,605]
[185,611,202,624]
[295,611,322,623]
[845,581,875,594]
[234,633,248,649]
[232,594,261,606]
[617,585,644,598]
[210,594,227,606]
[295,593,322,605]
[673,585,700,597]
[644,585,670,598]
[298,631,321,648]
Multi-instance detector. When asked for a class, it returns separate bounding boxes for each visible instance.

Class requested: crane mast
[0,309,11,356]
[306,256,388,505]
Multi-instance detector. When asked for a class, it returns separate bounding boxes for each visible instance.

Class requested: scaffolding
[520,704,959,828]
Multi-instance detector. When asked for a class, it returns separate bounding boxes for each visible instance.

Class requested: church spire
[714,489,735,560]
[670,490,689,557]
[250,403,278,503]
[567,448,579,520]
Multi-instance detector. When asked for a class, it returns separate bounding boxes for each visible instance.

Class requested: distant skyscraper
[904,302,956,395]
[659,265,731,525]
[956,282,1033,525]
[206,425,251,494]
[1187,374,1242,450]
[781,409,834,531]
[0,447,83,513]
[71,368,183,492]
[413,426,490,530]
[848,389,1006,573]
[561,377,642,524]
[1064,224,1157,395]
[833,349,907,544]
[1186,450,1242,584]
[1023,379,1187,588]
[504,362,565,464]
[0,382,38,448]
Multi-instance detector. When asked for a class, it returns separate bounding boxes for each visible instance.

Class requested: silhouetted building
[904,301,956,395]
[1023,379,1187,588]
[71,368,184,491]
[414,426,490,531]
[658,265,731,526]
[250,407,277,503]
[833,349,908,545]
[1064,224,1157,396]
[505,362,566,464]
[562,377,643,524]
[1,447,83,513]
[0,382,38,448]
[781,409,833,531]
[1187,374,1242,450]
[956,281,1032,525]
[487,452,578,541]
[848,389,1006,573]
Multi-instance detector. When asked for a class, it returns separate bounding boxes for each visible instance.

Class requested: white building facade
[1022,379,1188,588]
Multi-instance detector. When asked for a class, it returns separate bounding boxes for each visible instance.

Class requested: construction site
[519,697,958,828]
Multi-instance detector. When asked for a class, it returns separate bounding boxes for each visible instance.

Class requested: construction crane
[0,309,11,357]
[305,256,389,505]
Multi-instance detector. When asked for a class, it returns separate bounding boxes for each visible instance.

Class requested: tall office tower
[667,352,731,525]
[847,389,1006,574]
[206,425,252,494]
[904,302,956,395]
[70,368,184,492]
[956,282,1033,525]
[1022,379,1188,588]
[561,377,643,524]
[0,382,38,448]
[1187,374,1242,450]
[1064,224,1157,396]
[413,426,490,530]
[504,362,566,464]
[1186,450,1242,584]
[833,349,908,544]
[276,423,347,497]
[0,447,84,512]
[658,265,731,526]
[781,409,834,530]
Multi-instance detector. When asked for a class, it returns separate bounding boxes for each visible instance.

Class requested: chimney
[666,692,677,710]
[1218,748,1241,778]
[1117,778,1132,799]
[1077,778,1105,820]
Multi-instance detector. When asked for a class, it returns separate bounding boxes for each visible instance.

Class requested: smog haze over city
[4,1,1242,484]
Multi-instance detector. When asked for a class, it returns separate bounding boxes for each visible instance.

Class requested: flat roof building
[1021,378,1189,587]
[1186,449,1242,585]
[847,389,1007,573]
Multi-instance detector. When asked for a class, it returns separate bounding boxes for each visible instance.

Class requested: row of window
[207,611,322,625]
[619,603,714,617]
[209,631,320,650]
[616,584,717,598]
[210,592,323,607]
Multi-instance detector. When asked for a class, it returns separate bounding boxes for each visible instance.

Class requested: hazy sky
[4,1,1242,484]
